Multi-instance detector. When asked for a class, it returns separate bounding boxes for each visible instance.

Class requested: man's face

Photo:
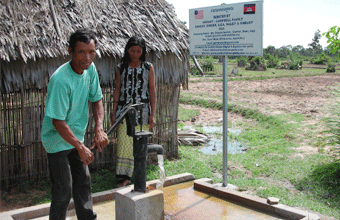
[68,39,96,74]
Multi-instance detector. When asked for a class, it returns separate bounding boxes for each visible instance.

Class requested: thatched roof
[0,0,189,63]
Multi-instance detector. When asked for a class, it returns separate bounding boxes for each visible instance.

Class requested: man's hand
[90,129,109,152]
[52,119,95,166]
[78,144,95,166]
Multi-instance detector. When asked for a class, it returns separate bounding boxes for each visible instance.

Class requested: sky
[165,0,340,49]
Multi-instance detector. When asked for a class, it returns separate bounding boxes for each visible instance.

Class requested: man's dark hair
[68,28,97,51]
[121,36,146,63]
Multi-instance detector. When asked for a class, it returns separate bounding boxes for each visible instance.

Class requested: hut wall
[0,52,188,188]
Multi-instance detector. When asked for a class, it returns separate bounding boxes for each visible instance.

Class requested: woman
[111,36,156,188]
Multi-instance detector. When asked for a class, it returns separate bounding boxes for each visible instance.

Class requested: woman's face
[127,45,143,62]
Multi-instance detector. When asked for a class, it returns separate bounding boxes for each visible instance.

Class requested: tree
[323,26,340,58]
[292,45,306,56]
[276,46,291,59]
[263,45,276,57]
[308,29,323,55]
[324,47,337,58]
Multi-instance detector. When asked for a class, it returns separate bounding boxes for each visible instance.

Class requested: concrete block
[115,187,164,220]
[267,197,280,205]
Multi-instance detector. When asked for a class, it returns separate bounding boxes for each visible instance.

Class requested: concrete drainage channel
[0,173,319,220]
[193,179,319,220]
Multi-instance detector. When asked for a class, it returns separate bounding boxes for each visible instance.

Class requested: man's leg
[69,149,97,220]
[47,150,73,220]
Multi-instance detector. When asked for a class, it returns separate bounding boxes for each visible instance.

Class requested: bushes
[327,63,336,72]
[276,55,303,70]
[288,54,303,70]
[189,55,336,75]
[277,60,302,70]
[288,60,303,70]
[246,56,267,71]
[311,53,329,64]
[190,64,200,75]
[201,56,214,72]
[237,57,248,67]
[265,54,280,68]
[189,56,214,75]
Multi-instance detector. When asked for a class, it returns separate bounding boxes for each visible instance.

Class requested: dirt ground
[182,74,340,154]
[181,73,340,220]
[184,74,340,123]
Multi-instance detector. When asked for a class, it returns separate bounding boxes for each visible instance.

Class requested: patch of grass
[293,161,340,211]
[147,146,215,181]
[180,93,223,110]
[1,179,52,208]
[91,168,118,192]
[178,105,200,122]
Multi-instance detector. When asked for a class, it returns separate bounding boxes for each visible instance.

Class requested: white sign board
[189,1,263,56]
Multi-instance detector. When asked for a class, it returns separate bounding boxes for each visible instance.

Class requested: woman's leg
[116,121,149,187]
[116,120,134,185]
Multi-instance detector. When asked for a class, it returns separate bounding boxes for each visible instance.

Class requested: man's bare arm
[52,119,94,166]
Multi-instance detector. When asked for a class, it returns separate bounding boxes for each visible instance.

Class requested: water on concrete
[6,174,317,219]
[61,181,283,220]
[163,181,283,220]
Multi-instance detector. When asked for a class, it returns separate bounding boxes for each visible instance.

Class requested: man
[41,28,109,220]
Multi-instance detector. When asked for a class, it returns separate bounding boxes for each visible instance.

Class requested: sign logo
[195,10,204,19]
[244,4,255,14]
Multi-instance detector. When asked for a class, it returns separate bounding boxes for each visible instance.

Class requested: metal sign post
[222,56,228,187]
[189,1,263,187]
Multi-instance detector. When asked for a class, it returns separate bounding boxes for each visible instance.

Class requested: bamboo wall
[0,90,48,188]
[0,52,188,189]
[0,86,181,189]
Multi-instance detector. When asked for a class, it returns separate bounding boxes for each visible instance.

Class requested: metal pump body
[106,103,164,192]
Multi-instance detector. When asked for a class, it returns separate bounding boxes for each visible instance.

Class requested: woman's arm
[91,99,109,152]
[111,68,121,126]
[148,64,156,129]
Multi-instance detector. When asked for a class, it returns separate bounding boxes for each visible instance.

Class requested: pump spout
[147,144,164,155]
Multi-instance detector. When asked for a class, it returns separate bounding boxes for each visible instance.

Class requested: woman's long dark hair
[121,36,146,63]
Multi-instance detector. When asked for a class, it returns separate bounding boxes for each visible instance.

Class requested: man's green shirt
[41,62,103,153]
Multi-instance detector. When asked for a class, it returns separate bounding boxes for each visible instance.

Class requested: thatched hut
[0,0,189,189]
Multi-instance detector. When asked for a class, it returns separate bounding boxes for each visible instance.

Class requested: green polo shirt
[41,62,103,153]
